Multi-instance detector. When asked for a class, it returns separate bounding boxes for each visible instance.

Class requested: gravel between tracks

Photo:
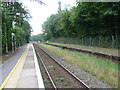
[35,45,87,88]
[39,45,113,89]
[36,51,54,88]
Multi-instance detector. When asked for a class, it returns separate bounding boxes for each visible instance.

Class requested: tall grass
[47,42,118,56]
[39,44,119,88]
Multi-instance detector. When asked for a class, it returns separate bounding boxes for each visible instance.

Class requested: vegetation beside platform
[39,43,119,88]
[2,2,31,53]
[46,42,118,56]
[31,2,120,49]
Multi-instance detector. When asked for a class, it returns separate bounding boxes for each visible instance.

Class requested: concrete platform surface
[2,43,44,88]
[0,44,27,86]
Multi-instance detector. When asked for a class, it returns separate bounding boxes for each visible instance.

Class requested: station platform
[0,44,44,89]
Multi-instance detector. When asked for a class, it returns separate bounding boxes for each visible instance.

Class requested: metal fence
[50,36,120,49]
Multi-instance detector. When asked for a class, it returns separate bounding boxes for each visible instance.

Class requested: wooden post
[99,37,100,47]
[5,24,8,54]
[82,38,83,45]
[90,37,92,46]
[112,36,114,48]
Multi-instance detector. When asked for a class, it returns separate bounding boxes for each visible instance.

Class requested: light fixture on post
[12,33,15,53]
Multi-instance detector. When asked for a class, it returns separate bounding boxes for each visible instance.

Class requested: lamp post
[12,33,16,53]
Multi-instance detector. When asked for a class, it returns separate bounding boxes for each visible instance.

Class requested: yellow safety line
[0,45,28,90]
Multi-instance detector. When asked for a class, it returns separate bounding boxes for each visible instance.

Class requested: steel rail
[34,44,92,90]
[34,47,57,90]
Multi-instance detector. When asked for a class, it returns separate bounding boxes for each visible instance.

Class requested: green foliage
[2,2,31,53]
[43,2,119,37]
[30,33,45,42]
[49,36,120,49]
[40,2,119,49]
[40,44,119,87]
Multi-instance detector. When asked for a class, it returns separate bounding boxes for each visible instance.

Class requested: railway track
[45,43,120,64]
[34,44,92,89]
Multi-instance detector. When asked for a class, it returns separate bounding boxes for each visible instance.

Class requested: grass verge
[39,43,119,88]
[46,42,118,56]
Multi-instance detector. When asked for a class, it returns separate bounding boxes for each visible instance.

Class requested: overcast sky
[21,0,76,35]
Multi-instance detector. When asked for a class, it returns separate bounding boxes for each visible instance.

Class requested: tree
[2,2,32,53]
[40,2,119,48]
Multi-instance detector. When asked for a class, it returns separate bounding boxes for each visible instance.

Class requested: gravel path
[41,46,114,89]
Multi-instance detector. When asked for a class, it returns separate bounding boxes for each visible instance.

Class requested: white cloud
[21,0,76,35]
